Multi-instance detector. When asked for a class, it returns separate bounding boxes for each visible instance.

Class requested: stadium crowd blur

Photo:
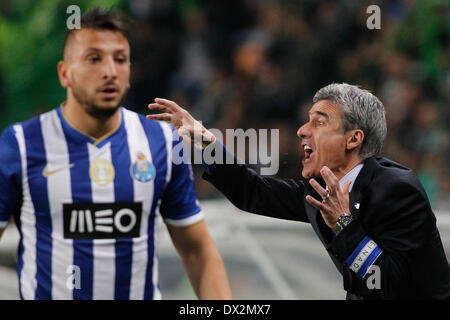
[1,0,448,209]
[124,0,449,210]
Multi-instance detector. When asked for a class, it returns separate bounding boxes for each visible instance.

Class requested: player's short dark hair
[62,7,132,59]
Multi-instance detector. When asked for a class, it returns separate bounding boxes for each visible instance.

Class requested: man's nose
[297,123,310,138]
[103,57,118,79]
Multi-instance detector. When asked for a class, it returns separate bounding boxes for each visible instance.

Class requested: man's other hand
[305,166,352,229]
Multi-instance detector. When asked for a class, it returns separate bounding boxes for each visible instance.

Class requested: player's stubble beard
[71,79,128,121]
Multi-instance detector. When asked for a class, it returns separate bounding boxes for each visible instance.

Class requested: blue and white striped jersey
[0,106,203,300]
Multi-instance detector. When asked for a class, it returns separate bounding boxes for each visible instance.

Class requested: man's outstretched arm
[147,98,308,222]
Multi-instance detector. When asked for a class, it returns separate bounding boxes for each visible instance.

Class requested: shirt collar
[339,163,364,192]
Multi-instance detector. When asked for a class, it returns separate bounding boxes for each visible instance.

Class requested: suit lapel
[348,156,378,217]
[349,191,360,215]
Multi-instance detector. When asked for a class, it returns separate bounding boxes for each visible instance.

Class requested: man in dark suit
[147,83,450,299]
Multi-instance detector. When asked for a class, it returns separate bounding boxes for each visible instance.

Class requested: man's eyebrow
[309,111,330,120]
[84,47,102,54]
[83,47,128,54]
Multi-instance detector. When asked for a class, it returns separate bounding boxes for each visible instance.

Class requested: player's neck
[62,99,121,141]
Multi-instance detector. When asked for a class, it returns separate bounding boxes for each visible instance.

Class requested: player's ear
[57,60,70,88]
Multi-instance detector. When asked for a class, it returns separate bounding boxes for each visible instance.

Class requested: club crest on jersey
[89,158,115,186]
[130,152,155,182]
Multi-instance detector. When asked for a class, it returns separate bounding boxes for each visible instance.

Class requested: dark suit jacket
[202,141,450,299]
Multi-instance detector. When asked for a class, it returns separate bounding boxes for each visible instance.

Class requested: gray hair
[313,83,387,159]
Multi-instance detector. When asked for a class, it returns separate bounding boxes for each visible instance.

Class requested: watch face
[339,214,353,227]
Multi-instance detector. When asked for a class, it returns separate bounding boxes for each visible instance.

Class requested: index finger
[154,98,180,111]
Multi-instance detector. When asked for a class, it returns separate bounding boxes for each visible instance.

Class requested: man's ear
[346,129,364,151]
[57,60,70,88]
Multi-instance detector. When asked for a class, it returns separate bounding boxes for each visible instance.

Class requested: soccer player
[0,8,231,300]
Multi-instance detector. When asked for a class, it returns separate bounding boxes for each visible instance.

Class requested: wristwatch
[332,213,353,235]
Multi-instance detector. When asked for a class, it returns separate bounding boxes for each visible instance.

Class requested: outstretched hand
[147,98,215,148]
